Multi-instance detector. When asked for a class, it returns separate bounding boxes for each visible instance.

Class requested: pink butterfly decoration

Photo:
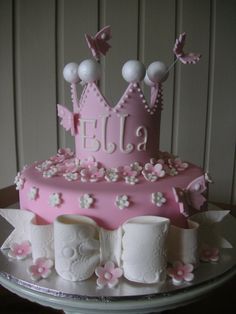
[173,32,201,64]
[57,104,79,136]
[172,175,206,217]
[85,25,112,60]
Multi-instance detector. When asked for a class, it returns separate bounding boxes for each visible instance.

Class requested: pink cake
[2,27,227,287]
[17,28,206,231]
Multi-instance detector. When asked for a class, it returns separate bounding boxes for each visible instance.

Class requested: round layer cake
[17,150,206,230]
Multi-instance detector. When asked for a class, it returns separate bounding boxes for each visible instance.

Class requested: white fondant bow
[54,215,170,283]
[0,208,233,284]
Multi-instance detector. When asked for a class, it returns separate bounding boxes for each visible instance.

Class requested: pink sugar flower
[50,148,74,163]
[80,166,105,182]
[142,163,165,182]
[95,261,123,288]
[122,165,138,178]
[28,258,54,281]
[200,245,220,262]
[167,261,194,285]
[8,241,32,260]
[171,158,188,171]
[80,156,98,168]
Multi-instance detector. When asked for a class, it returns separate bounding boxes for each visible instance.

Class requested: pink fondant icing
[74,82,161,167]
[19,162,205,230]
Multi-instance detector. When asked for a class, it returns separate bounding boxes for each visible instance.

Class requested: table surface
[0,189,235,313]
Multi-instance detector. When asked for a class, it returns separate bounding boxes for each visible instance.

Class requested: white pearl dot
[104,272,112,280]
[38,267,44,273]
[122,60,146,83]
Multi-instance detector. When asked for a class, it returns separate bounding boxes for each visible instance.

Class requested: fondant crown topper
[58,26,201,167]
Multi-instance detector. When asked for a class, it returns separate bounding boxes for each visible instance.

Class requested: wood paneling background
[0,0,235,205]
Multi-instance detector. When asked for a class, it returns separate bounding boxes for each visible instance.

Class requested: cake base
[0,208,235,314]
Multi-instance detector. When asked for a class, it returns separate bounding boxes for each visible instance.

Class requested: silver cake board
[0,211,236,314]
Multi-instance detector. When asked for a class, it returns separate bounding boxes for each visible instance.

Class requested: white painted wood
[205,0,236,203]
[0,0,235,204]
[172,0,211,167]
[0,0,17,188]
[100,0,139,105]
[140,0,176,152]
[14,0,57,167]
[57,0,98,150]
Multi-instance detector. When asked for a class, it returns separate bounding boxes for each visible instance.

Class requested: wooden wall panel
[140,0,176,152]
[100,0,139,105]
[172,0,211,167]
[0,0,235,205]
[14,0,57,167]
[57,0,98,149]
[205,0,236,203]
[0,0,17,188]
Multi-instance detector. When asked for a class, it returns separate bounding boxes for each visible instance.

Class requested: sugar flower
[130,162,143,174]
[172,158,188,171]
[63,172,79,181]
[125,176,139,185]
[43,166,58,178]
[200,245,219,262]
[168,167,178,176]
[8,241,32,260]
[35,160,53,172]
[105,168,119,182]
[167,261,194,285]
[142,163,165,182]
[122,165,138,178]
[151,192,167,207]
[49,192,62,207]
[14,172,25,190]
[115,195,130,210]
[28,186,39,200]
[95,261,123,288]
[80,166,105,183]
[79,194,94,209]
[28,258,54,281]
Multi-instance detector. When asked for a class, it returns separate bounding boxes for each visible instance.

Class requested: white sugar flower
[14,172,25,190]
[151,192,167,207]
[35,160,53,172]
[43,167,58,178]
[125,176,139,185]
[28,186,39,200]
[49,192,62,207]
[130,162,143,174]
[105,168,119,182]
[63,172,79,181]
[115,195,130,210]
[79,194,94,209]
[168,168,178,176]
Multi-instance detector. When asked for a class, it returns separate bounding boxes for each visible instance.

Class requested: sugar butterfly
[85,25,112,60]
[173,32,201,64]
[57,104,79,136]
[172,175,206,217]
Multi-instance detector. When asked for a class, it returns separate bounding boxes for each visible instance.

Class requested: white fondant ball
[147,61,169,83]
[122,60,146,83]
[63,63,80,83]
[78,59,101,83]
[144,73,155,86]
